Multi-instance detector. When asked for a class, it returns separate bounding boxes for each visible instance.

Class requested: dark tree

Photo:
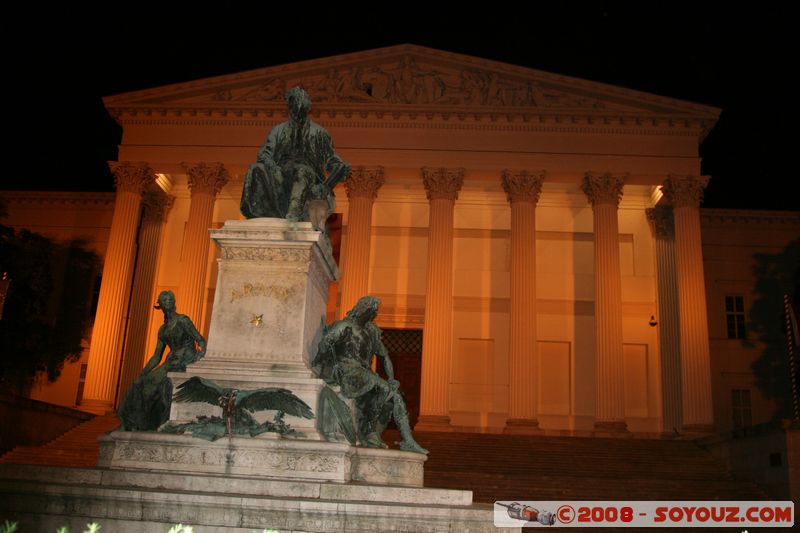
[0,211,100,394]
[749,239,800,420]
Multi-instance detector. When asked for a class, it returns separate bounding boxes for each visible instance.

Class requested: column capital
[421,167,465,201]
[646,206,675,239]
[182,162,229,196]
[581,172,626,207]
[661,174,710,208]
[109,161,156,195]
[141,191,174,223]
[345,166,385,199]
[501,170,545,204]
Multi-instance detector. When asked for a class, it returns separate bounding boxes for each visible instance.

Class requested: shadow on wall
[749,238,800,421]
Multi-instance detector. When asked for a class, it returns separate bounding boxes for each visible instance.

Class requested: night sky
[5,5,795,210]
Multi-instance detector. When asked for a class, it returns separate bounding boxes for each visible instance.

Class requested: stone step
[427,471,767,502]
[0,464,494,533]
[0,417,770,506]
[0,413,118,466]
[383,430,770,503]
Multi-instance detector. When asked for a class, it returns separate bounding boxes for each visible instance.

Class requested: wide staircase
[405,431,769,502]
[2,421,767,502]
[0,414,118,467]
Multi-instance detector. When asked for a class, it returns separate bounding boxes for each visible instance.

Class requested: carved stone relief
[220,247,312,263]
[201,55,606,109]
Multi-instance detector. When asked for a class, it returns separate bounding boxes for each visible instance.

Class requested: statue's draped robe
[117,315,204,431]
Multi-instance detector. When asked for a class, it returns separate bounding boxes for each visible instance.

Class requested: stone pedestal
[201,218,337,376]
[166,218,338,436]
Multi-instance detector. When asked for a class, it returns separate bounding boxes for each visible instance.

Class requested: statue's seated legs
[240,162,286,218]
[355,388,428,454]
[392,395,428,454]
[286,165,317,222]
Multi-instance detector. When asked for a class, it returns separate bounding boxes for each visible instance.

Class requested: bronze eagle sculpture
[164,376,314,441]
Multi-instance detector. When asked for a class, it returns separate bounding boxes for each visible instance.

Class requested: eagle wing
[173,376,224,405]
[236,388,314,420]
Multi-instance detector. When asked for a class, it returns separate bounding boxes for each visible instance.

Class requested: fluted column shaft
[582,173,628,432]
[502,170,545,433]
[647,206,683,434]
[83,162,155,413]
[339,167,384,317]
[116,192,173,406]
[663,175,713,431]
[417,167,464,430]
[180,162,228,332]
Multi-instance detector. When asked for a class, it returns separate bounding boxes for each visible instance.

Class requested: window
[731,389,752,429]
[725,295,746,339]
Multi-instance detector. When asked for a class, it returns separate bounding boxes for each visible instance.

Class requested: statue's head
[345,296,381,322]
[285,86,311,122]
[155,290,176,311]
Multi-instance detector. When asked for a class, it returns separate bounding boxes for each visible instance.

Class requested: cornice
[0,191,116,207]
[109,108,712,137]
[700,208,800,226]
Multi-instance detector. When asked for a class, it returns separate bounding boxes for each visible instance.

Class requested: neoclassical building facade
[4,45,798,436]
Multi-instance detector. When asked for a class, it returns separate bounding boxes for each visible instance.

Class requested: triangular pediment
[105,44,718,121]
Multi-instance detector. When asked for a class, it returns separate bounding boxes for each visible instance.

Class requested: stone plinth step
[0,464,496,533]
[98,431,426,487]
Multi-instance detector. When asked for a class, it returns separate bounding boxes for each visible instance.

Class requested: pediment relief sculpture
[207,55,605,109]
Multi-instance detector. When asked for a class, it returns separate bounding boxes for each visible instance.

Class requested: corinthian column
[416,167,464,431]
[180,162,228,332]
[502,170,545,434]
[82,162,155,413]
[339,166,384,317]
[646,206,683,435]
[662,174,713,433]
[116,191,173,406]
[582,172,628,434]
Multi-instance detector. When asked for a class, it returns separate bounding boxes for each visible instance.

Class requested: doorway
[377,328,423,428]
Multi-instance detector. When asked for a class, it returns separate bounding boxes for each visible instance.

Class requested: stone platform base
[0,464,508,532]
[98,431,425,487]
